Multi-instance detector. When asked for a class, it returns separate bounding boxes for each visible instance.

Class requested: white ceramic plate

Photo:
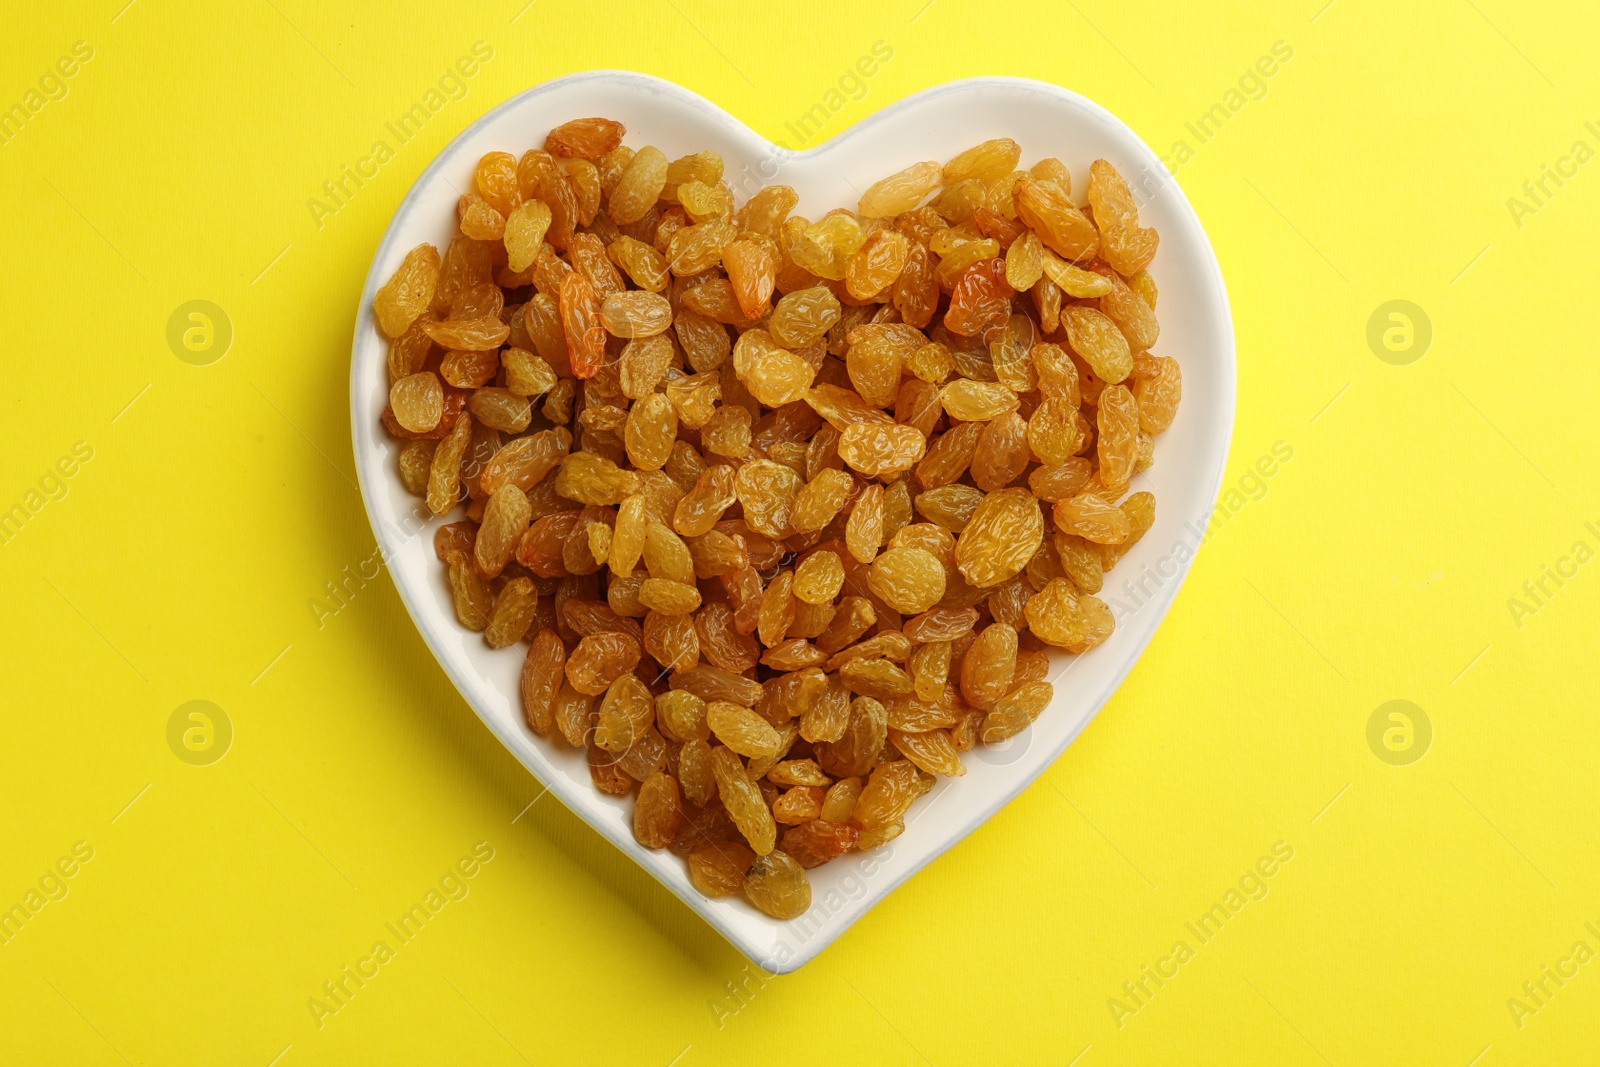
[350,71,1234,974]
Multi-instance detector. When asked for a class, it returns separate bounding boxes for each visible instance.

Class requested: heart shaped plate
[350,70,1234,973]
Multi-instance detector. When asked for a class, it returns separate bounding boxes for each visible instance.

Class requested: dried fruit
[688,841,755,895]
[1097,384,1140,490]
[426,412,473,516]
[1054,490,1130,544]
[792,214,865,280]
[711,746,776,855]
[867,547,946,614]
[955,488,1043,587]
[423,316,509,352]
[815,695,888,778]
[940,379,1018,422]
[858,160,941,217]
[557,272,606,379]
[633,772,681,848]
[1024,579,1091,648]
[837,422,926,478]
[608,144,667,224]
[643,609,699,672]
[793,551,844,605]
[707,701,783,759]
[743,850,811,918]
[730,330,814,407]
[638,577,702,615]
[1014,176,1098,260]
[1063,306,1133,385]
[723,236,779,318]
[982,681,1052,742]
[390,372,444,433]
[769,286,841,349]
[847,229,910,300]
[658,690,710,745]
[734,459,802,539]
[961,622,1017,709]
[971,411,1029,492]
[475,484,532,577]
[566,632,641,695]
[890,728,965,777]
[546,117,626,160]
[851,760,920,831]
[467,387,531,434]
[379,121,1182,916]
[944,258,1011,336]
[1088,158,1159,276]
[944,139,1020,185]
[600,291,673,337]
[520,629,565,735]
[791,469,853,534]
[556,452,640,506]
[1133,354,1182,433]
[375,244,440,337]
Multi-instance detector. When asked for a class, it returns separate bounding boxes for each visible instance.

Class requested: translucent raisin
[769,286,842,349]
[851,760,920,831]
[793,551,844,605]
[633,772,682,848]
[838,422,926,479]
[971,411,1029,492]
[940,380,1018,422]
[815,694,888,779]
[426,412,473,515]
[955,488,1043,588]
[424,316,509,352]
[475,484,532,577]
[444,550,493,631]
[1133,355,1181,433]
[555,452,640,506]
[945,138,1022,183]
[819,776,862,822]
[961,622,1017,709]
[617,394,674,473]
[707,701,783,759]
[1024,579,1103,648]
[982,681,1052,742]
[790,469,853,534]
[1013,176,1098,260]
[743,850,811,918]
[867,547,946,614]
[845,484,885,564]
[711,746,776,855]
[638,578,702,615]
[600,291,673,338]
[858,160,941,217]
[375,243,441,337]
[737,184,799,238]
[723,236,779,319]
[780,820,860,868]
[734,459,803,539]
[545,117,625,160]
[566,632,642,695]
[943,258,1011,337]
[1062,306,1133,385]
[390,371,444,433]
[1096,384,1140,491]
[890,728,965,777]
[688,840,756,895]
[846,229,909,300]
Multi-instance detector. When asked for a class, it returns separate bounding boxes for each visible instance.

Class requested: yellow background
[2,0,1596,1063]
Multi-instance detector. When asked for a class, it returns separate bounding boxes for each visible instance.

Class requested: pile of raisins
[377,117,1180,920]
